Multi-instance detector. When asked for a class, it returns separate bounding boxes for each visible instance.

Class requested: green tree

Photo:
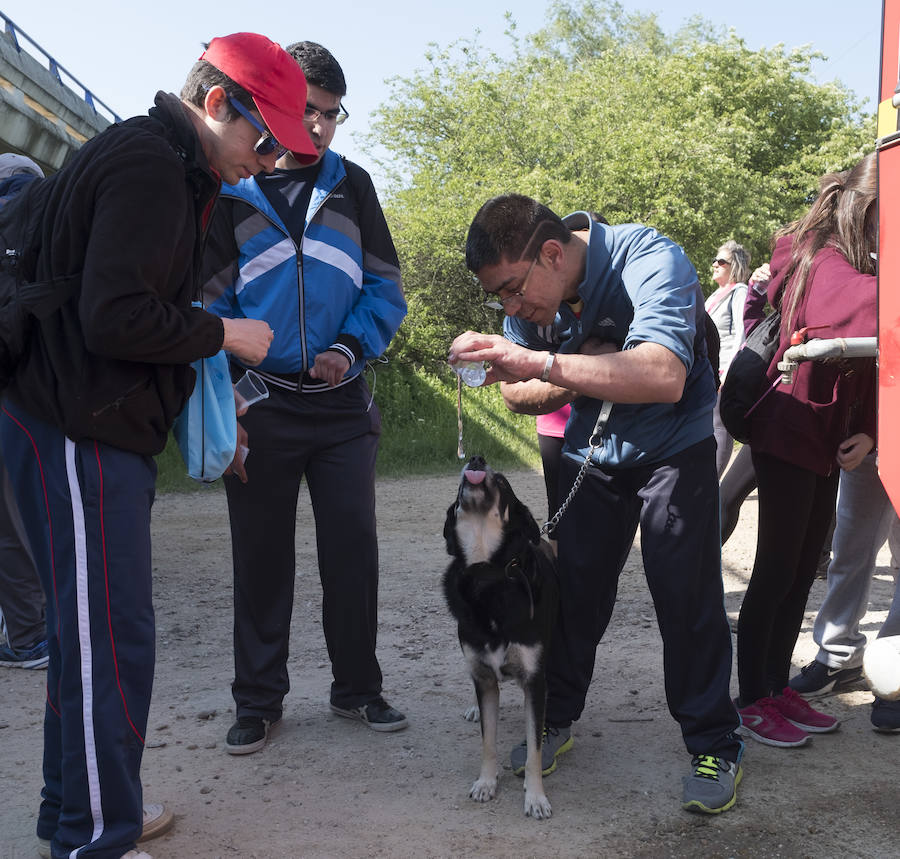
[370,0,874,366]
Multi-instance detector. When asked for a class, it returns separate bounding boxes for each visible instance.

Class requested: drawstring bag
[172,349,237,482]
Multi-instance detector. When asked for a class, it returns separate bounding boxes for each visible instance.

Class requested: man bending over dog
[449,194,744,815]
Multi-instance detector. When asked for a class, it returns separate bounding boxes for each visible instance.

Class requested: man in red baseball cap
[3,32,309,859]
[180,32,318,182]
[197,32,318,167]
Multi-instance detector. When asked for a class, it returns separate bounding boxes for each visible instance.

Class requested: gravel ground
[1,468,898,858]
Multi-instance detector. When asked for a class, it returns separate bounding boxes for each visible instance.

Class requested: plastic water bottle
[453,361,486,387]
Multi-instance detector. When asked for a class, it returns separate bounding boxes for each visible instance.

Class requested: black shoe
[788,660,862,698]
[225,715,275,755]
[871,697,900,733]
[330,695,409,732]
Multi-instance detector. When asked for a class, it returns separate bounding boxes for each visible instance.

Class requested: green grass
[154,363,541,492]
[154,435,215,494]
[372,362,540,475]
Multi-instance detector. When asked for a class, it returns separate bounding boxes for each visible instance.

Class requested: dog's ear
[509,495,541,544]
[518,500,542,544]
[497,472,542,545]
[443,502,459,555]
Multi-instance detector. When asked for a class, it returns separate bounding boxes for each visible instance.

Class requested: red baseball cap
[200,33,317,164]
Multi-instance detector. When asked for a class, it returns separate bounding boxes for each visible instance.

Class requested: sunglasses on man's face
[226,95,287,159]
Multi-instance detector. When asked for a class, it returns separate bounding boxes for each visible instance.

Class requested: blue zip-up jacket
[202,149,406,391]
[504,213,716,468]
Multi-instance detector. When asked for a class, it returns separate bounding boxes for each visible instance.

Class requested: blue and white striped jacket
[202,149,406,392]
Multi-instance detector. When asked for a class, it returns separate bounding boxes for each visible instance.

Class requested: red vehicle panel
[878,0,900,516]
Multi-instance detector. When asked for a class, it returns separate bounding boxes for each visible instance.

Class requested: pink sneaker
[737,697,809,747]
[771,687,839,733]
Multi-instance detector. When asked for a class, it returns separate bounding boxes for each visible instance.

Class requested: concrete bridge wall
[0,24,113,174]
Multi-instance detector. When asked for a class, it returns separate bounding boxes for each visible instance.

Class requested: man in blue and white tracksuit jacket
[202,42,408,751]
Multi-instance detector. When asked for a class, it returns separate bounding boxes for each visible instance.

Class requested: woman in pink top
[536,404,571,542]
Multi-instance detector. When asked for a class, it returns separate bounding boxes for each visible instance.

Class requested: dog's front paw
[524,789,552,820]
[469,776,498,802]
[463,705,480,722]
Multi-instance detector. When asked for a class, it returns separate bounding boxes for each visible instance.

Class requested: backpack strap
[706,284,739,333]
[3,177,82,320]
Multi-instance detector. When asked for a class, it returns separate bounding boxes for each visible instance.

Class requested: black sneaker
[788,659,862,698]
[225,715,275,755]
[871,697,900,733]
[330,695,409,732]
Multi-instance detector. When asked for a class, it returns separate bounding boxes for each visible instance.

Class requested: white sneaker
[139,802,174,841]
[37,802,168,858]
[42,843,152,858]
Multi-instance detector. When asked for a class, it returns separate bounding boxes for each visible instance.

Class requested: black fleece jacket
[7,92,225,455]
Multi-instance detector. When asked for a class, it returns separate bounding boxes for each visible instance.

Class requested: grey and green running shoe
[682,754,742,814]
[510,724,573,776]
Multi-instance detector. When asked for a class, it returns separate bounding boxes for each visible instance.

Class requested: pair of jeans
[0,435,44,649]
[812,453,900,668]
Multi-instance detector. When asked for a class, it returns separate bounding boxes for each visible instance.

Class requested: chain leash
[540,399,613,536]
[455,371,612,534]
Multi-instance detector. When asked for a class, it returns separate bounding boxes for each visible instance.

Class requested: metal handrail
[1,11,121,123]
[777,336,878,384]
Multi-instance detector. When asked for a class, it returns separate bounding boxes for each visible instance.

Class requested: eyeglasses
[226,95,287,158]
[712,258,731,267]
[483,253,539,311]
[304,102,349,126]
[482,222,550,311]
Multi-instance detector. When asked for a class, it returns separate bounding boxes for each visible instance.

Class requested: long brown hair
[775,152,877,335]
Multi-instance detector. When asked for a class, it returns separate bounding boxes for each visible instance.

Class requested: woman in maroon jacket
[735,153,877,747]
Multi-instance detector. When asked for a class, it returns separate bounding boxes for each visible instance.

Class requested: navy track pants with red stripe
[1,400,155,859]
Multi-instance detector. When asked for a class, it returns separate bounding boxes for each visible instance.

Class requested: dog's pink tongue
[465,470,486,485]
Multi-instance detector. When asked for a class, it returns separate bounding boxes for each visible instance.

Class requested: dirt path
[1,468,898,858]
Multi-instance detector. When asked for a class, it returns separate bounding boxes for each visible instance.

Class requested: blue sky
[2,0,882,189]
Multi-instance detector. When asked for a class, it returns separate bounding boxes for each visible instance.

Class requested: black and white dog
[442,455,559,819]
